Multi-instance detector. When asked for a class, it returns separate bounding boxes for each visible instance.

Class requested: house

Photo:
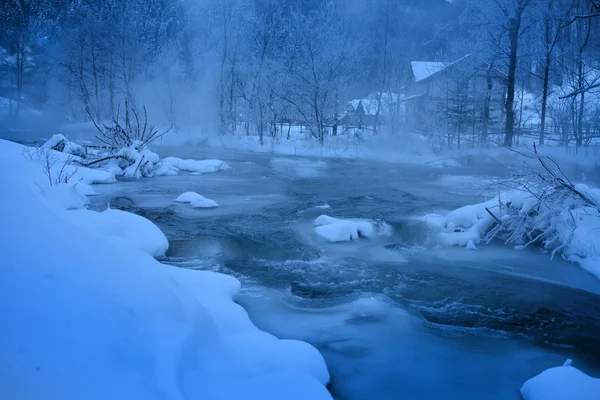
[337,92,402,130]
[401,54,505,135]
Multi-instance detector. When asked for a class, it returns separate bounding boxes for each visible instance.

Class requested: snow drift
[0,139,331,400]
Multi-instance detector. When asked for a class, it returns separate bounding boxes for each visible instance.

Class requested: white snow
[313,215,391,242]
[521,360,600,400]
[190,196,219,208]
[425,187,600,279]
[41,184,89,210]
[73,182,98,196]
[174,191,219,208]
[0,140,332,400]
[65,208,170,257]
[411,61,451,82]
[174,191,204,203]
[162,157,231,174]
[42,134,85,157]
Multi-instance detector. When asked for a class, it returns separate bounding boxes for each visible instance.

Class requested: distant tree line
[0,0,599,148]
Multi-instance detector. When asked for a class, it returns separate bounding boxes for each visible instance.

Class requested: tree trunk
[481,65,493,145]
[540,54,550,145]
[504,14,523,147]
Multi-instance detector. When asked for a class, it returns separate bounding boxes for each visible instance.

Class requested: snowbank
[41,184,90,210]
[174,191,219,208]
[521,360,600,400]
[424,187,600,278]
[162,157,231,174]
[42,134,85,157]
[0,141,331,400]
[65,208,170,257]
[314,215,391,242]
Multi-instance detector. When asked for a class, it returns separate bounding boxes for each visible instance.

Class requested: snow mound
[521,360,600,400]
[65,208,169,257]
[174,191,204,203]
[190,196,219,208]
[314,215,391,242]
[41,184,90,210]
[174,191,219,208]
[42,134,85,157]
[0,183,331,400]
[162,157,231,174]
[74,182,98,196]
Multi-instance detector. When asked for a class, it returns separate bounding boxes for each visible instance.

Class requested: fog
[2,0,598,148]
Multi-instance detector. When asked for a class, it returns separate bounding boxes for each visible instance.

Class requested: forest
[1,0,600,149]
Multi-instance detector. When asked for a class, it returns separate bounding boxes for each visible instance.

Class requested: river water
[89,145,600,399]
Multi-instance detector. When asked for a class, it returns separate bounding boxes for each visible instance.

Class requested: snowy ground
[0,139,331,400]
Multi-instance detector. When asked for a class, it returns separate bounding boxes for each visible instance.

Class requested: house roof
[410,54,473,83]
[410,61,451,82]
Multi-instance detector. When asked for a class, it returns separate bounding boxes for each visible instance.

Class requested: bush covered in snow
[41,131,230,179]
[428,146,600,277]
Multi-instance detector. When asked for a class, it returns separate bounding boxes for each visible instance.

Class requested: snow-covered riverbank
[0,139,331,400]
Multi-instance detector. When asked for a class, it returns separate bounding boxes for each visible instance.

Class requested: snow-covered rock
[162,157,231,174]
[174,191,219,208]
[190,196,219,209]
[313,215,391,242]
[65,208,170,258]
[174,191,203,203]
[521,360,600,400]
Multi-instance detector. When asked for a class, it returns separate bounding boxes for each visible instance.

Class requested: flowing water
[89,146,600,399]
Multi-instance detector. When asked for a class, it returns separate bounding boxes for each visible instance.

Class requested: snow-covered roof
[411,61,451,82]
[411,54,473,83]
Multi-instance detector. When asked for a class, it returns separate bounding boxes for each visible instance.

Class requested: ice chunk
[521,361,600,400]
[314,215,391,242]
[162,157,231,174]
